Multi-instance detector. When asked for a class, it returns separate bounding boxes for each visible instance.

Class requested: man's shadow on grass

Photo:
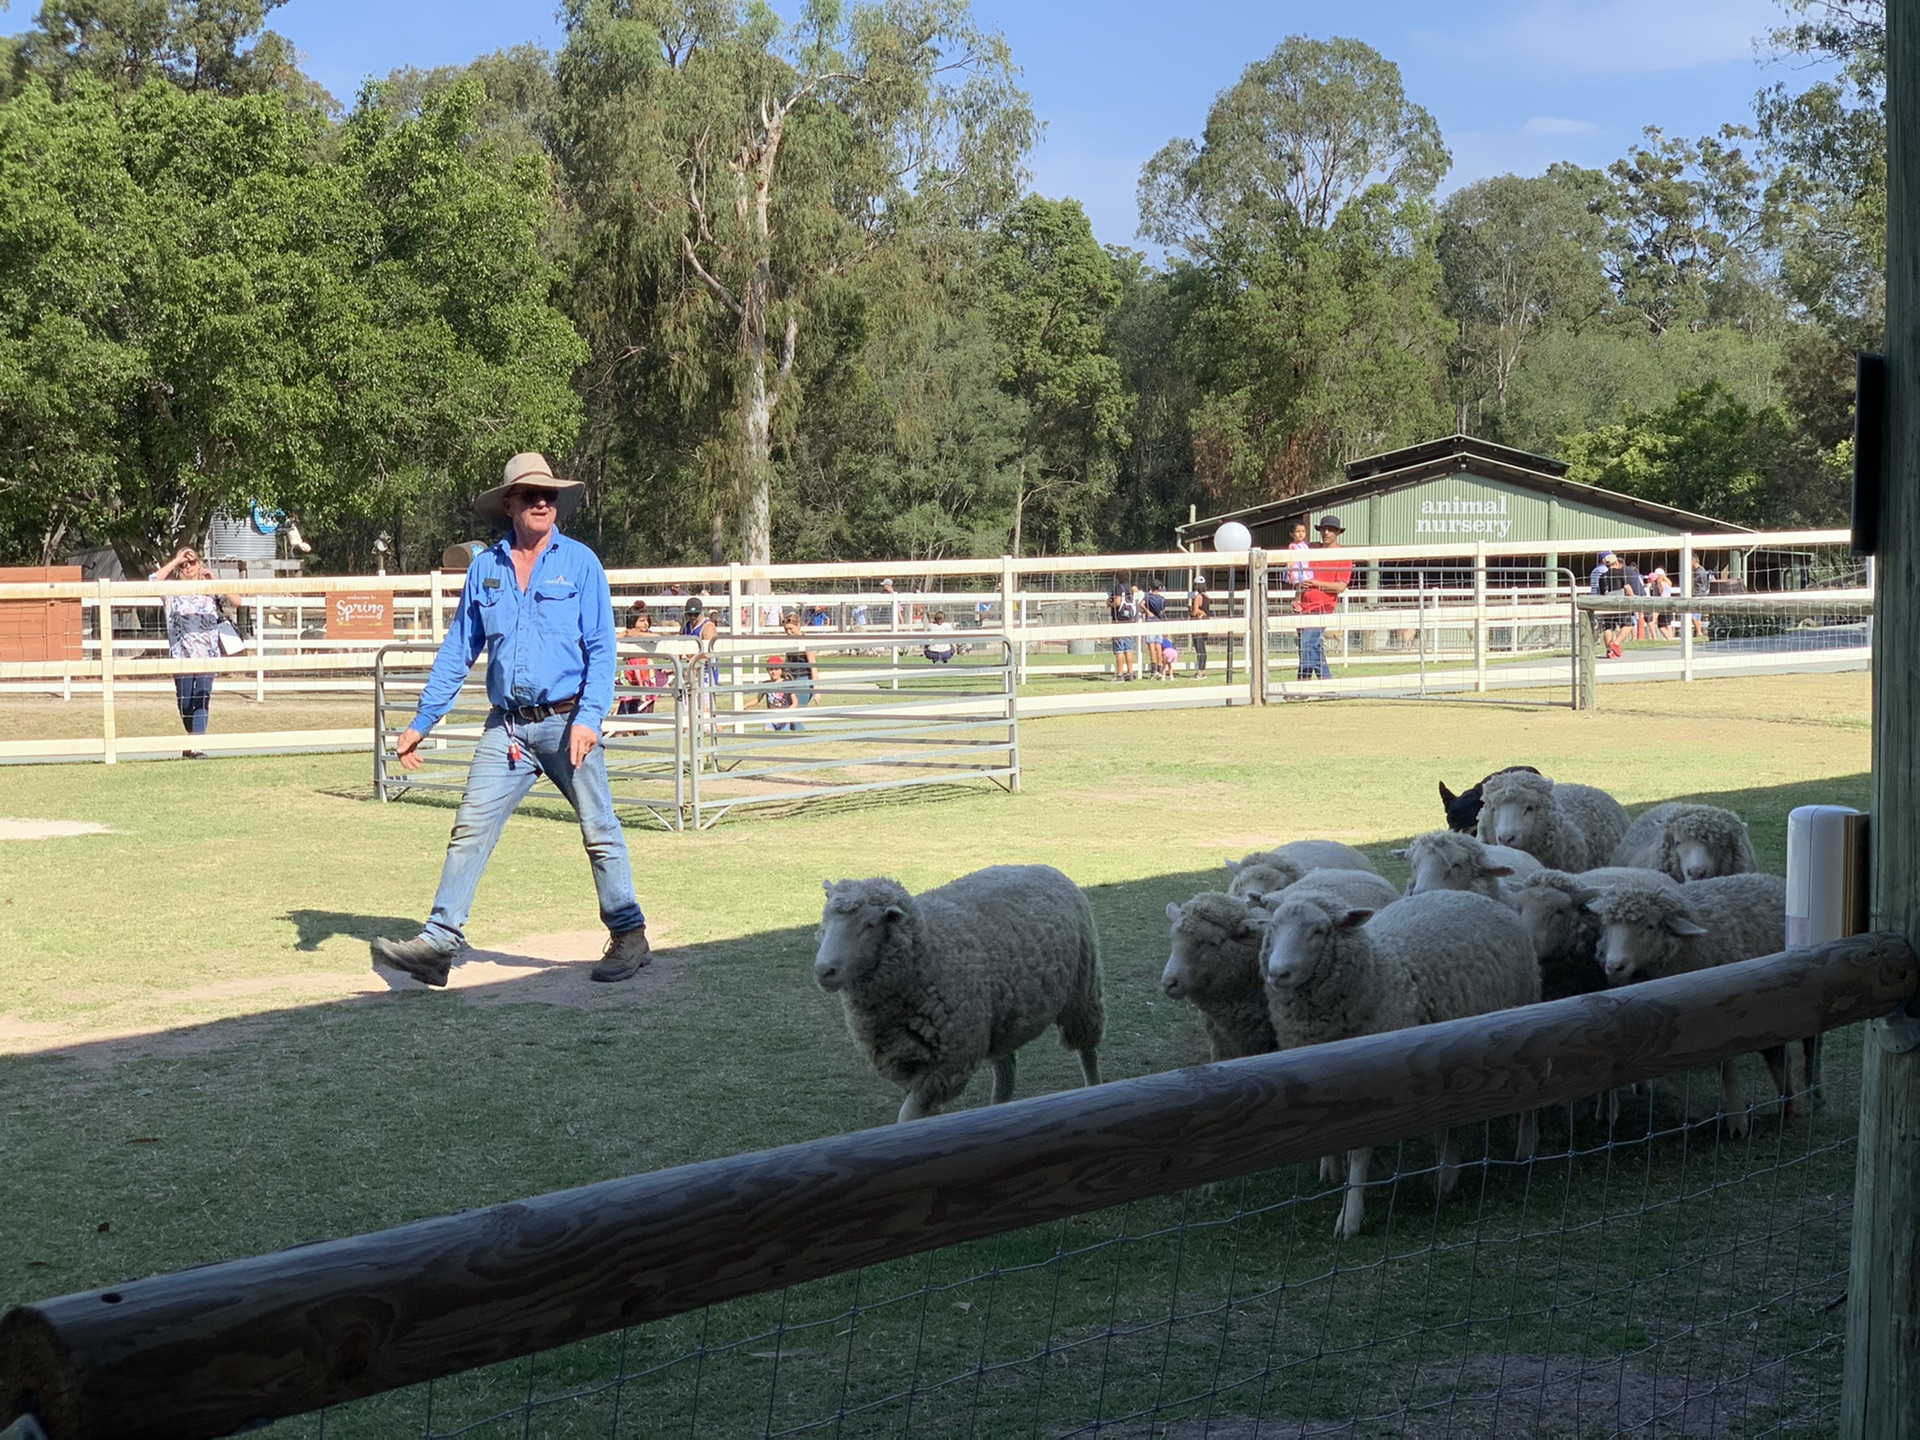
[284,909,424,954]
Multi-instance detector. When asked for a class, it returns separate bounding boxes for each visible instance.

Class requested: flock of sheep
[811,767,1790,1238]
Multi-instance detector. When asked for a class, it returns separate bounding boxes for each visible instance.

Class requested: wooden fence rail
[2,932,1911,1440]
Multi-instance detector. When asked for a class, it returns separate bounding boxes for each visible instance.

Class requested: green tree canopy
[0,74,584,569]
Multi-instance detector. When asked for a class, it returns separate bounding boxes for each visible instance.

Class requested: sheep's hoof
[1722,1110,1750,1141]
[1335,1208,1364,1241]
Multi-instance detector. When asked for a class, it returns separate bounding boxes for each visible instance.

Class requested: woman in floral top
[150,547,233,757]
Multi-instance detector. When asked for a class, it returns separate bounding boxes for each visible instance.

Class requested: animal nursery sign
[1414,494,1514,539]
[327,591,395,639]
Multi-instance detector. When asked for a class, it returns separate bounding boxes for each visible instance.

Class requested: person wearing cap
[371,453,652,987]
[1294,515,1351,680]
[1591,553,1628,658]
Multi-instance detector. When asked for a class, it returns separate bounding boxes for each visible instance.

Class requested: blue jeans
[174,674,212,734]
[421,711,645,952]
[1298,628,1330,679]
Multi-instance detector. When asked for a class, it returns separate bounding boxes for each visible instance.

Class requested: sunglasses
[515,487,559,507]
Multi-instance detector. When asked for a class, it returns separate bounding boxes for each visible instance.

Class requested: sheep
[1394,829,1545,903]
[1260,888,1542,1238]
[1475,770,1630,873]
[814,866,1104,1122]
[1611,801,1758,882]
[1161,892,1276,1062]
[1439,765,1542,833]
[1160,872,1401,1064]
[1225,840,1378,899]
[1583,871,1794,1137]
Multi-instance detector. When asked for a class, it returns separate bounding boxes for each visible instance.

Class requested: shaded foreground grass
[0,673,1872,1435]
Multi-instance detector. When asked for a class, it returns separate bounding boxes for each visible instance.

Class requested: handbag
[215,620,247,657]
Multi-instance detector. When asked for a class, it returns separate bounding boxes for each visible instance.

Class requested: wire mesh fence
[253,1031,1863,1440]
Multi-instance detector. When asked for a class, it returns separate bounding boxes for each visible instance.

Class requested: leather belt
[498,699,578,724]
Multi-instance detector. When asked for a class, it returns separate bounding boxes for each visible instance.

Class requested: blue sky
[2,0,1829,251]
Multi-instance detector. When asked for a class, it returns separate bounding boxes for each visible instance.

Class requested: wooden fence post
[1680,534,1696,681]
[1248,549,1269,703]
[96,581,116,766]
[1845,4,1920,1430]
[1473,540,1488,693]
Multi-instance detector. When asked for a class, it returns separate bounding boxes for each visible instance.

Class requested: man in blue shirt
[371,453,651,987]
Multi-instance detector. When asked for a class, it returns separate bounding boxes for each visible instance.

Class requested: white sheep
[1260,888,1543,1239]
[1394,829,1544,903]
[1225,840,1378,899]
[1610,801,1758,882]
[1475,770,1630,873]
[1161,872,1400,1064]
[815,866,1104,1122]
[1161,892,1277,1061]
[1584,871,1793,1136]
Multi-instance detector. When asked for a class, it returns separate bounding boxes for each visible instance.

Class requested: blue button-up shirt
[408,531,617,737]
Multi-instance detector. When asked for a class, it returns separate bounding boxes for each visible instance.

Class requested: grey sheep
[815,866,1104,1122]
[1161,892,1277,1061]
[1476,770,1631,873]
[1160,872,1400,1063]
[1583,871,1794,1136]
[1509,867,1676,1002]
[1611,802,1758,882]
[1225,840,1378,899]
[1394,829,1544,903]
[1260,888,1543,1238]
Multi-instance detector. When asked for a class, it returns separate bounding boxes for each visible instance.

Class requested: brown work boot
[592,926,653,983]
[371,935,457,987]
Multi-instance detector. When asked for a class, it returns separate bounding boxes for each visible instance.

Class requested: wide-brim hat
[1315,514,1346,533]
[473,453,585,527]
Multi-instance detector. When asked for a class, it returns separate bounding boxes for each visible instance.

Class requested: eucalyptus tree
[1138,35,1451,504]
[1438,173,1609,435]
[981,195,1130,557]
[3,0,306,99]
[556,0,1034,569]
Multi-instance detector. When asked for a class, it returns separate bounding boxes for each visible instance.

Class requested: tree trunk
[1011,455,1028,558]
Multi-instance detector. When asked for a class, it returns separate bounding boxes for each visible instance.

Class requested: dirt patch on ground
[0,818,113,840]
[7,922,691,1067]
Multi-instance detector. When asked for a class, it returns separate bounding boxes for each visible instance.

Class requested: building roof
[1174,433,1748,548]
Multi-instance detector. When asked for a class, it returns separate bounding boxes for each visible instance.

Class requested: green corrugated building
[1173,435,1758,588]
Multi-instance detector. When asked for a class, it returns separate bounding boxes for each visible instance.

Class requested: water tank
[441,541,487,571]
[206,509,276,562]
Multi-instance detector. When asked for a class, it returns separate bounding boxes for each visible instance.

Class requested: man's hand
[568,722,600,768]
[395,727,426,771]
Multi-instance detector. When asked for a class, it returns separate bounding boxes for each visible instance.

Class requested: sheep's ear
[1224,858,1242,875]
[822,879,835,896]
[882,904,908,925]
[1250,889,1284,911]
[1664,914,1710,938]
[1390,847,1409,860]
[1481,864,1515,879]
[1336,908,1375,930]
[1439,781,1459,806]
[1165,901,1182,923]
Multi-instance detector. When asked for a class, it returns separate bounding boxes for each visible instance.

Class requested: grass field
[0,672,1873,1437]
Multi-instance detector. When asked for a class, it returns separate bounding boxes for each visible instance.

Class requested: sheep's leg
[1432,1130,1460,1203]
[1760,1044,1797,1120]
[1513,1109,1538,1163]
[1074,1047,1101,1088]
[1802,1035,1821,1111]
[1593,1089,1620,1127]
[990,1054,1017,1105]
[1336,1148,1371,1239]
[1719,1058,1749,1139]
[1319,1154,1342,1186]
[897,1092,937,1123]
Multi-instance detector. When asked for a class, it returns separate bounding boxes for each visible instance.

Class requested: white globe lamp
[1213,521,1253,553]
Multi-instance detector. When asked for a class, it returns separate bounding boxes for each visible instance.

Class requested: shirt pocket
[533,579,582,641]
[475,588,510,641]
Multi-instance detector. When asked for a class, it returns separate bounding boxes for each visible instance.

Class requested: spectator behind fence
[1110,584,1139,681]
[1294,516,1350,680]
[618,602,658,716]
[925,610,956,663]
[150,546,239,759]
[372,452,652,989]
[1189,584,1212,675]
[780,611,817,723]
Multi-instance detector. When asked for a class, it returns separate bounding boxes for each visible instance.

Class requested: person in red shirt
[1295,515,1352,679]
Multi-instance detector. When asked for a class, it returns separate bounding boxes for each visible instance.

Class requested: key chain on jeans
[504,714,542,776]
